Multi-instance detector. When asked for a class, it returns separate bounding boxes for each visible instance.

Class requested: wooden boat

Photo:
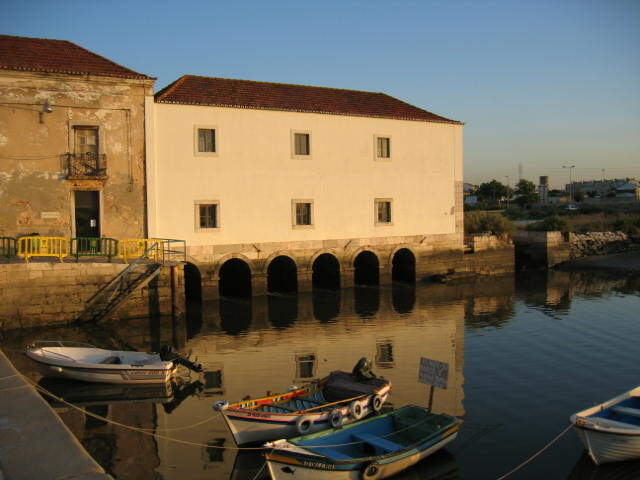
[571,386,640,465]
[25,341,176,384]
[263,404,461,480]
[213,368,391,445]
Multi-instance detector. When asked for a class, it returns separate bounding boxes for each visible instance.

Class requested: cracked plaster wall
[0,70,154,238]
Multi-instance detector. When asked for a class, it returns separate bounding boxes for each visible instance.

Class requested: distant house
[0,35,154,238]
[146,75,464,299]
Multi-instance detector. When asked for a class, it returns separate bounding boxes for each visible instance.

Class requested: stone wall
[514,230,571,268]
[569,231,632,258]
[0,262,184,330]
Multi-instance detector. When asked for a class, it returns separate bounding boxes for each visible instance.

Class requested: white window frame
[194,200,220,232]
[374,134,392,161]
[194,125,219,157]
[291,130,312,159]
[374,198,393,226]
[291,199,314,229]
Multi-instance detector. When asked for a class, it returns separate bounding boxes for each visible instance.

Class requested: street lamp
[505,175,510,208]
[563,165,575,202]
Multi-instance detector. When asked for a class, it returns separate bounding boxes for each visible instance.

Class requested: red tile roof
[155,75,461,124]
[0,34,153,80]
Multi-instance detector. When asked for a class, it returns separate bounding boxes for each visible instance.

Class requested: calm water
[3,270,640,480]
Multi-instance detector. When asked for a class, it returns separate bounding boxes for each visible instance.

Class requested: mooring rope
[495,424,573,480]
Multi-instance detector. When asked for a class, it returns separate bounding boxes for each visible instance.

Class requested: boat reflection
[567,452,640,480]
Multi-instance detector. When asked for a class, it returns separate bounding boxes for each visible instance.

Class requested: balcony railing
[63,153,107,179]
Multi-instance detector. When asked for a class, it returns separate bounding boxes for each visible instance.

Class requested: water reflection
[3,269,640,479]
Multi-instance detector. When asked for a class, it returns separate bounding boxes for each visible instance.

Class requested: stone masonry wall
[569,231,633,258]
[0,262,184,330]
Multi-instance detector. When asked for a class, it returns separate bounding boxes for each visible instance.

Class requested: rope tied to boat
[495,424,573,480]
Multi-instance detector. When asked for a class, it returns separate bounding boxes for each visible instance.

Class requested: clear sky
[3,0,639,188]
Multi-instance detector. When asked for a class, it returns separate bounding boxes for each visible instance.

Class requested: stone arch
[391,247,416,283]
[307,249,343,272]
[212,253,254,278]
[183,261,202,301]
[218,258,252,297]
[311,252,341,290]
[353,250,380,286]
[262,250,299,274]
[267,255,298,293]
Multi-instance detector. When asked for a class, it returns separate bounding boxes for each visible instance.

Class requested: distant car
[563,204,579,211]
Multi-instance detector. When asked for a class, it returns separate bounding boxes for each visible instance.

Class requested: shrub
[465,211,515,236]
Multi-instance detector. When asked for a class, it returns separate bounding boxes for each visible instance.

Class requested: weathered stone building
[0,35,154,239]
[146,75,467,300]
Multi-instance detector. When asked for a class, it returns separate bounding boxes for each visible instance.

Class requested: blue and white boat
[264,405,461,480]
[571,386,640,465]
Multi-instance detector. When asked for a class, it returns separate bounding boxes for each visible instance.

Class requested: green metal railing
[70,237,119,262]
[1,237,17,258]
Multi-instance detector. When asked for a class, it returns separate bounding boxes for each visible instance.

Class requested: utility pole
[563,165,575,202]
[601,169,605,201]
[505,175,510,208]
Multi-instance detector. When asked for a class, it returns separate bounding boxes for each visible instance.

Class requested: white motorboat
[25,341,177,384]
[571,386,640,465]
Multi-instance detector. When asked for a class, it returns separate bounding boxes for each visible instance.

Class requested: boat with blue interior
[264,404,461,480]
[571,386,640,465]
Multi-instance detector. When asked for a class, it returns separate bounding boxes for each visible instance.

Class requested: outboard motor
[352,357,377,381]
[159,345,203,373]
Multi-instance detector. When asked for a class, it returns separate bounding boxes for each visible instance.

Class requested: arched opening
[392,283,416,314]
[219,258,252,298]
[268,295,298,330]
[219,298,252,335]
[354,251,379,286]
[267,256,298,293]
[392,248,416,283]
[312,254,341,290]
[313,290,341,323]
[184,262,202,301]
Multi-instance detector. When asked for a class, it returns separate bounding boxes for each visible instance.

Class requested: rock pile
[569,231,630,258]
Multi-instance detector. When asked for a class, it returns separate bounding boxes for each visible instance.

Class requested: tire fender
[296,415,314,435]
[371,394,384,413]
[361,461,382,480]
[349,401,364,420]
[329,409,343,428]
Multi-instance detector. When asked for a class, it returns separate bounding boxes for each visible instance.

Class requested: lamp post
[601,169,605,201]
[505,175,510,208]
[563,165,575,202]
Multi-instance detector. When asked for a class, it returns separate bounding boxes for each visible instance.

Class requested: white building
[145,75,464,300]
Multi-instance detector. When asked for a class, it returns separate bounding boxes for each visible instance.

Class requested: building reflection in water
[6,270,640,479]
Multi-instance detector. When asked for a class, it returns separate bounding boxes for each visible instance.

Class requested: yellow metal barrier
[119,238,162,262]
[17,236,69,263]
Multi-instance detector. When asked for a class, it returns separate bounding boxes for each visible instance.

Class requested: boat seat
[351,433,401,453]
[611,406,640,418]
[315,448,353,461]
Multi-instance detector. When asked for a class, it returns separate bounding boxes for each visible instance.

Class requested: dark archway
[219,297,252,335]
[268,294,298,329]
[219,259,252,297]
[392,248,416,283]
[267,256,297,293]
[313,289,341,323]
[354,285,380,318]
[312,253,340,290]
[392,283,416,315]
[354,251,379,286]
[184,262,202,301]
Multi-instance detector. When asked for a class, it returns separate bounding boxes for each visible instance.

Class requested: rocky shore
[560,251,640,273]
[569,231,637,258]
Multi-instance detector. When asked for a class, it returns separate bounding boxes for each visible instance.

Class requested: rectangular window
[294,133,310,155]
[195,201,220,231]
[295,202,312,226]
[377,137,391,158]
[74,126,99,157]
[296,353,316,379]
[198,128,216,153]
[375,199,392,224]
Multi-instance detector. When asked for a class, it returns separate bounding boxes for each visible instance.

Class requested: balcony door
[74,191,100,237]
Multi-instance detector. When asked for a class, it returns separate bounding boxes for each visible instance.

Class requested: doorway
[74,190,100,237]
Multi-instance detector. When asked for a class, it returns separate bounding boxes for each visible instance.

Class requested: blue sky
[3,0,639,188]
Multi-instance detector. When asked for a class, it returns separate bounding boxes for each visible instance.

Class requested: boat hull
[266,430,458,480]
[221,394,388,445]
[573,426,640,465]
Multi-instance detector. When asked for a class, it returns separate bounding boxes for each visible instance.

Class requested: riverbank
[559,251,640,272]
[0,349,113,480]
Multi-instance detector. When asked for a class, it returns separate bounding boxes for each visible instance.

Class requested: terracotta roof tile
[155,75,461,124]
[0,34,153,80]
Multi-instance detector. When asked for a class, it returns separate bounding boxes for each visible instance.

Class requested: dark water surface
[3,270,640,480]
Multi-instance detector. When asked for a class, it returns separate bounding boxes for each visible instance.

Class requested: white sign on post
[418,357,449,390]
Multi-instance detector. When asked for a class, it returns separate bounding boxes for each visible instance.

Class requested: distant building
[567,178,639,200]
[538,176,549,204]
[0,35,154,238]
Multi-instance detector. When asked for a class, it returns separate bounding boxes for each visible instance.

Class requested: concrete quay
[0,349,112,480]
